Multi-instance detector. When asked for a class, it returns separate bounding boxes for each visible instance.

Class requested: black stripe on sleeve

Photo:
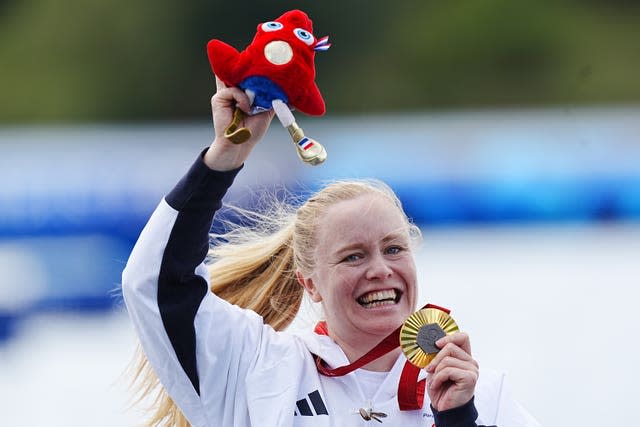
[158,149,242,394]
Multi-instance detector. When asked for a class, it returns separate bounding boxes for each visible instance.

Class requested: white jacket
[122,152,540,427]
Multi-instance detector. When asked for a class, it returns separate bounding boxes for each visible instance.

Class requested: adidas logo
[294,390,329,417]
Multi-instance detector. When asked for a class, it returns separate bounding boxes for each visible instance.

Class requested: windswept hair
[128,179,420,426]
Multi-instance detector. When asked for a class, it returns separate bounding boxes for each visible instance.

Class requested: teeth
[357,289,399,307]
[361,300,396,308]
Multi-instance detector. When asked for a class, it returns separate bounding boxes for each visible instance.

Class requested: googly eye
[261,21,283,32]
[294,28,314,45]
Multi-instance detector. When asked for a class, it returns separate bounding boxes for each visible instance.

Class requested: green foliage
[1,0,639,122]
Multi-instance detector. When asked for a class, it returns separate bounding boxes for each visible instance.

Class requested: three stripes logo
[294,390,329,417]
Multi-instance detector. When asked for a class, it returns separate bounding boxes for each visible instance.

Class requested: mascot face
[257,13,316,69]
[207,9,330,116]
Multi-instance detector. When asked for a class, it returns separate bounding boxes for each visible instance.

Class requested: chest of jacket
[246,344,431,427]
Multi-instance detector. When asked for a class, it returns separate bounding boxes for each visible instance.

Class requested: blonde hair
[129,179,420,426]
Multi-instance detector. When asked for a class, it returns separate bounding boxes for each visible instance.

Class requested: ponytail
[208,220,303,330]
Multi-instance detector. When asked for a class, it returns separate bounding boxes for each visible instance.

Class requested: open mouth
[357,289,402,308]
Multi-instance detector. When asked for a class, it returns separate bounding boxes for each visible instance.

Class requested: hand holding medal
[400,306,479,412]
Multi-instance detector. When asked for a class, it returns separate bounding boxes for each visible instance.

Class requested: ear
[296,271,322,303]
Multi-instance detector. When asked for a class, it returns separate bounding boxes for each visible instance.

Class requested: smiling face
[300,193,418,347]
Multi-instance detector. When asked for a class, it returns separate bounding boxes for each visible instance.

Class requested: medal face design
[399,308,459,368]
[416,323,446,354]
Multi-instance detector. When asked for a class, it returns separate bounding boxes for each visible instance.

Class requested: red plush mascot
[207,9,330,165]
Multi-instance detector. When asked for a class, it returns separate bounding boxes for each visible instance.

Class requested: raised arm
[122,81,277,426]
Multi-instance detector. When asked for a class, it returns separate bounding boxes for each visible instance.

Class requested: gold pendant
[358,405,387,423]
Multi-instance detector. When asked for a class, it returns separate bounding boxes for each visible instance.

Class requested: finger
[436,331,472,355]
[215,75,226,92]
[432,356,479,376]
[428,366,478,392]
[211,87,251,113]
[426,343,477,373]
[229,87,252,113]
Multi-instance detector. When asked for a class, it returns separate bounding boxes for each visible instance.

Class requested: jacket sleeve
[432,397,499,427]
[122,150,282,426]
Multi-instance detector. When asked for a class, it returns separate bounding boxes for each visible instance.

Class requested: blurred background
[1,1,639,426]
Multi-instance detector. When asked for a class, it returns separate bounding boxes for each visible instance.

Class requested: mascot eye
[261,22,283,32]
[294,28,314,45]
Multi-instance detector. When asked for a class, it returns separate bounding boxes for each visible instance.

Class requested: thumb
[215,76,227,92]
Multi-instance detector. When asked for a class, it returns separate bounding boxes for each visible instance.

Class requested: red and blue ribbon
[314,36,331,52]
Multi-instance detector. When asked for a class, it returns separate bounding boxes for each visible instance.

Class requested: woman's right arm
[122,82,276,426]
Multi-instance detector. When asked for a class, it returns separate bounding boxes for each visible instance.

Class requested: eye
[261,21,283,32]
[342,253,362,263]
[294,28,314,45]
[385,246,404,255]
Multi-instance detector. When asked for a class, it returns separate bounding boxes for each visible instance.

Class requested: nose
[365,253,393,281]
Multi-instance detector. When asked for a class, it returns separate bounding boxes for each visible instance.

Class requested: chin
[361,309,410,335]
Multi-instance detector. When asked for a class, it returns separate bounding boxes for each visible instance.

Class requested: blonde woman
[122,80,539,427]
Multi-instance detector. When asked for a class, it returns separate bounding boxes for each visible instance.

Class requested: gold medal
[399,307,459,368]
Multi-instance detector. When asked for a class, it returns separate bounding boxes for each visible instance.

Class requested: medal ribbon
[313,303,451,410]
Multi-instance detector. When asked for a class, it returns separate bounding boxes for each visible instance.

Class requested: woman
[122,80,539,426]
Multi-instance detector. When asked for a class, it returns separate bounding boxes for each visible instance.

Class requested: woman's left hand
[425,332,479,412]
